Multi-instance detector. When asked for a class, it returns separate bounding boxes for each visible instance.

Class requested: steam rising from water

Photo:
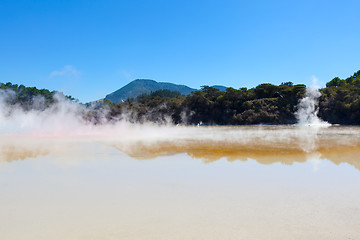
[295,77,330,127]
[0,89,113,136]
[1,86,359,169]
[3,85,360,240]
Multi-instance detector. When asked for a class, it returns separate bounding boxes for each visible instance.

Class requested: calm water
[1,125,360,240]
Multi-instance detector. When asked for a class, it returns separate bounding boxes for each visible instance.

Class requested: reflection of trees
[0,138,86,164]
[1,127,360,172]
[112,140,360,171]
[0,143,49,162]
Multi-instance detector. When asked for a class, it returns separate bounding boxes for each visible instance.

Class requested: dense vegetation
[105,71,360,125]
[2,70,360,125]
[319,70,360,124]
[106,83,306,124]
[0,82,75,110]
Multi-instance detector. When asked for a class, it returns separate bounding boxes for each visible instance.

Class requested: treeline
[0,82,75,110]
[105,83,306,124]
[2,70,360,125]
[319,70,360,124]
[105,70,360,125]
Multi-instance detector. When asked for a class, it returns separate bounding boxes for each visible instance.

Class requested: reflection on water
[1,125,360,240]
[2,126,360,170]
[115,140,360,169]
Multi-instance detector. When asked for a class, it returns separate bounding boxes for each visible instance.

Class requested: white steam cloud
[295,77,330,127]
[0,90,87,135]
[2,84,359,168]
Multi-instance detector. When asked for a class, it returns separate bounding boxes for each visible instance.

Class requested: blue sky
[1,0,359,102]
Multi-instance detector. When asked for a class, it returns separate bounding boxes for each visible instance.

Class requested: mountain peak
[105,79,196,104]
[132,79,157,83]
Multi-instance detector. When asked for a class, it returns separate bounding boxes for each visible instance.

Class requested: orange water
[1,126,360,239]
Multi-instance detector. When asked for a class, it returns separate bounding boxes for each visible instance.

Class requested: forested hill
[105,70,360,125]
[319,70,360,124]
[107,83,307,125]
[0,82,75,110]
[2,70,360,125]
[105,79,196,104]
[104,79,228,104]
[326,70,360,87]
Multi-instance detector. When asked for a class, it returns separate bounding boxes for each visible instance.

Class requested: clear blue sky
[1,0,359,102]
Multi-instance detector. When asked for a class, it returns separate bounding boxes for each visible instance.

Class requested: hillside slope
[105,79,196,104]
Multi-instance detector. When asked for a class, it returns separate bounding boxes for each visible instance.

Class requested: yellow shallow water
[1,125,360,239]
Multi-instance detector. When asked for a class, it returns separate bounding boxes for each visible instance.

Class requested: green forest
[1,70,360,125]
[106,70,360,125]
[0,82,75,110]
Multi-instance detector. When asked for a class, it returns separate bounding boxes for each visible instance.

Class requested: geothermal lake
[1,125,360,240]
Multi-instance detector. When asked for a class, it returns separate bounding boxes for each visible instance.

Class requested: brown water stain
[1,126,360,170]
[112,140,360,170]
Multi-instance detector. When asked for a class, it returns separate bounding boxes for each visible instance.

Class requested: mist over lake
[1,124,360,240]
[2,1,360,239]
[1,82,360,239]
[2,62,360,240]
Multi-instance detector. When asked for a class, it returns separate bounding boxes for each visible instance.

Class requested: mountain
[105,79,196,104]
[211,85,228,91]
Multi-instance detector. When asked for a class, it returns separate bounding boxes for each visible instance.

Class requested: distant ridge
[105,79,196,104]
[211,85,228,91]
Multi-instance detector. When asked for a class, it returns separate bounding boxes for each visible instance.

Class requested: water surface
[1,125,360,239]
